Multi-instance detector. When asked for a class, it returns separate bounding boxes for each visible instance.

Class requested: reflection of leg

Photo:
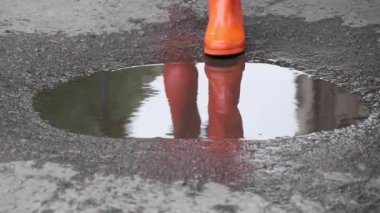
[205,57,244,139]
[164,62,201,139]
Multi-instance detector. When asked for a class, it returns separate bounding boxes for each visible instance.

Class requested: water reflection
[33,58,368,139]
[205,57,244,139]
[295,75,369,134]
[163,62,201,139]
[163,57,245,139]
[146,58,246,185]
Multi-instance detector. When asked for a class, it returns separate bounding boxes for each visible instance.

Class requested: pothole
[33,57,369,140]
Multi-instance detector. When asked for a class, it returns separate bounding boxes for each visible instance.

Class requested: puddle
[34,57,369,140]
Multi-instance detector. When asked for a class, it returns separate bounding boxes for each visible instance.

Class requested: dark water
[34,57,369,140]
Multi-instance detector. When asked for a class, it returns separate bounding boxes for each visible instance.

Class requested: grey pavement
[0,0,379,212]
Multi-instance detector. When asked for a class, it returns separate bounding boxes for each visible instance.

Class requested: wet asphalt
[0,0,380,212]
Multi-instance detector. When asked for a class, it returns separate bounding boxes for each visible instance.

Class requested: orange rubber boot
[163,62,201,139]
[205,56,245,139]
[204,0,245,56]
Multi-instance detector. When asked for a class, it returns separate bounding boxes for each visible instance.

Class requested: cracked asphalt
[0,0,379,212]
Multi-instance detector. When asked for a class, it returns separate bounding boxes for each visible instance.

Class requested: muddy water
[34,57,369,140]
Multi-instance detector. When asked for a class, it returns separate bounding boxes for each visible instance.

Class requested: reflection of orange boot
[204,0,245,56]
[205,56,245,139]
[164,62,201,139]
